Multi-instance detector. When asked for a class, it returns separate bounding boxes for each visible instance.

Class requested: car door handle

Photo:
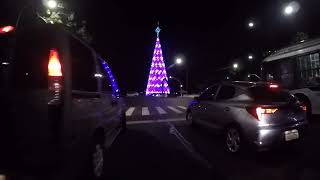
[224,107,230,112]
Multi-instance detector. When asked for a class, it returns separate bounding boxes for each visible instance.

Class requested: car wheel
[186,111,194,126]
[303,99,312,121]
[91,128,106,179]
[93,144,104,179]
[120,112,127,133]
[225,127,242,153]
[295,95,312,121]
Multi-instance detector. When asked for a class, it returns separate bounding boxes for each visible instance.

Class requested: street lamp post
[233,63,239,70]
[283,1,300,16]
[15,0,59,29]
[169,76,183,96]
[47,0,58,9]
[167,57,189,94]
[248,21,255,29]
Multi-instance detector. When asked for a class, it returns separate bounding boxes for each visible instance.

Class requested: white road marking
[167,122,212,169]
[142,107,150,116]
[125,107,135,116]
[167,106,183,114]
[155,106,167,114]
[127,118,186,125]
[178,106,187,110]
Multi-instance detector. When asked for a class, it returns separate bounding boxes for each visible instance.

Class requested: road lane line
[167,122,213,169]
[155,106,167,114]
[125,107,135,116]
[167,106,183,114]
[178,106,187,110]
[142,107,150,116]
[127,118,185,125]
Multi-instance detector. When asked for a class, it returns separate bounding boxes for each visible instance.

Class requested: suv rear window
[12,27,52,90]
[0,35,12,89]
[249,86,294,102]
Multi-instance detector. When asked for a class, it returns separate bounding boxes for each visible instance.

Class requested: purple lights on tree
[145,25,170,95]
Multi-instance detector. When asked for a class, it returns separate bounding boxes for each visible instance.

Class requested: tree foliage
[292,32,309,44]
[38,2,93,44]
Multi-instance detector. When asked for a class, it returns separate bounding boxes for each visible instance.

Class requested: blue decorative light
[98,57,120,97]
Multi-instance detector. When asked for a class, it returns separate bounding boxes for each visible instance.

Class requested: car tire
[295,95,312,121]
[90,128,106,180]
[186,111,194,126]
[225,126,242,154]
[120,112,127,133]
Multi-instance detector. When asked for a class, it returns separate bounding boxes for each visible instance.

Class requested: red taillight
[300,105,307,112]
[48,49,62,77]
[269,84,279,89]
[0,26,15,34]
[48,49,63,105]
[247,107,278,121]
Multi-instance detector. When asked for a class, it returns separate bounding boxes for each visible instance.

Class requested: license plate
[285,129,299,141]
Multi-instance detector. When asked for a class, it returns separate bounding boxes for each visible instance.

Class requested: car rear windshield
[249,86,294,102]
[0,35,13,89]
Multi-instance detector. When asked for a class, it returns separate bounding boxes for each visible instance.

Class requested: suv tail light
[300,105,307,112]
[247,107,278,121]
[269,84,279,89]
[48,49,63,105]
[48,49,62,77]
[0,26,15,34]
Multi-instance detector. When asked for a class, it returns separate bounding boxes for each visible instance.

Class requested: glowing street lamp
[248,21,255,29]
[176,58,183,65]
[283,1,300,16]
[233,63,239,70]
[46,0,58,9]
[248,55,253,60]
[284,6,294,15]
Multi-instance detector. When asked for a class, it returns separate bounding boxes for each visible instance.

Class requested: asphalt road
[101,96,320,180]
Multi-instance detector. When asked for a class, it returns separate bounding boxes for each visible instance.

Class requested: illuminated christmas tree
[145,25,170,95]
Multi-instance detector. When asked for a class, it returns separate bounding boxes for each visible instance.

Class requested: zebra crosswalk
[125,106,188,117]
[125,107,135,116]
[155,106,167,115]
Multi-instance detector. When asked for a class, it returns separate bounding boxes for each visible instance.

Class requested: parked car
[0,19,125,179]
[186,81,308,153]
[127,91,139,97]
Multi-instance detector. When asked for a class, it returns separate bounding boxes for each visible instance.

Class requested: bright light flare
[233,63,239,69]
[0,26,15,34]
[248,22,254,28]
[269,84,279,88]
[284,1,300,16]
[47,0,58,9]
[176,58,183,64]
[48,49,62,77]
[256,107,278,121]
[94,73,103,78]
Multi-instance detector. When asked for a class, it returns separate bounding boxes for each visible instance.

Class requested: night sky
[2,0,320,92]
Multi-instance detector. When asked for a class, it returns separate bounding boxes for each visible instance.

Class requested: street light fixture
[233,63,239,70]
[169,76,183,96]
[176,58,183,65]
[248,21,255,29]
[46,0,58,9]
[284,6,294,15]
[248,55,253,60]
[283,1,300,16]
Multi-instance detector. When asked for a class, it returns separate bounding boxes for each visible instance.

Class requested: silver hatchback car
[186,81,308,153]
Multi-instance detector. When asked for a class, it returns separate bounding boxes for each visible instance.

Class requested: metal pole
[180,83,182,97]
[15,5,28,29]
[186,67,189,94]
